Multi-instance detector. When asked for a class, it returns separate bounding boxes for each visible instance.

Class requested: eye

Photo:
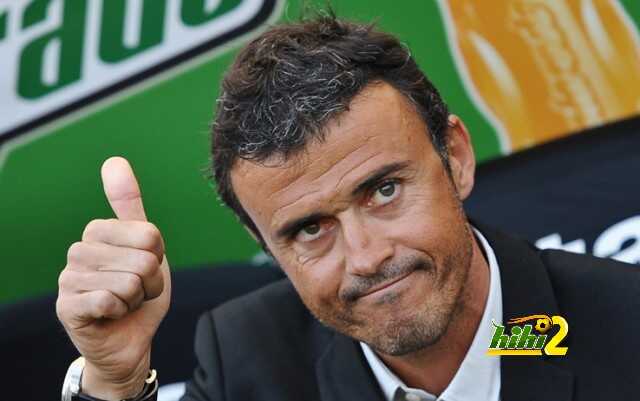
[295,222,326,243]
[370,181,400,207]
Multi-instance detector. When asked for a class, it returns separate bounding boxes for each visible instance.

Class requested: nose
[340,213,394,276]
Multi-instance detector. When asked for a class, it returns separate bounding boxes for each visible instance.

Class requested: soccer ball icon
[535,318,551,333]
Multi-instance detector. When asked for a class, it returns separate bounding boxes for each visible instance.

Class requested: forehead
[230,82,433,235]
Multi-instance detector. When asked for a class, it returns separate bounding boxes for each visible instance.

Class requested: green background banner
[1,0,639,304]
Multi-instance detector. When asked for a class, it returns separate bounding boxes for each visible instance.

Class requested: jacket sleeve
[180,312,226,401]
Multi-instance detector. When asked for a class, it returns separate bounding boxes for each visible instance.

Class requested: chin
[365,308,452,356]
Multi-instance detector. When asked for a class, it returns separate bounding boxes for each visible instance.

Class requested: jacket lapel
[477,223,574,401]
[316,332,386,401]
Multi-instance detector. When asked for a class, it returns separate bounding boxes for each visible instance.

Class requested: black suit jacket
[180,224,640,401]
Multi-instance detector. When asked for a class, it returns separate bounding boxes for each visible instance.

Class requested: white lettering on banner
[0,0,283,167]
[536,215,640,264]
[536,233,587,254]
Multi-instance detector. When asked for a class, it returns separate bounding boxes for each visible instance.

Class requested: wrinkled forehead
[230,82,433,235]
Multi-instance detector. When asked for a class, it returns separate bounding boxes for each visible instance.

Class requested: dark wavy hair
[211,14,450,245]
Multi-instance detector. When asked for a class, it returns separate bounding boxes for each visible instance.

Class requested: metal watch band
[61,357,85,401]
[62,356,158,401]
[71,381,158,401]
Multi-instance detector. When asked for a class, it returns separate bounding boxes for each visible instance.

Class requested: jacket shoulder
[537,249,640,368]
[200,279,332,400]
[211,277,333,356]
[537,248,640,301]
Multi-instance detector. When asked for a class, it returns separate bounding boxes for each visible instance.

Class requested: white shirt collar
[360,227,503,401]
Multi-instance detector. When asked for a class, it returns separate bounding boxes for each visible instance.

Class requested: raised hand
[56,157,171,400]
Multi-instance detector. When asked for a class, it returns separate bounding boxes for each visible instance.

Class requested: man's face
[231,82,477,356]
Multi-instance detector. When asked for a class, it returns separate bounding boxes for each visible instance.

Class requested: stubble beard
[369,234,473,356]
[308,221,474,356]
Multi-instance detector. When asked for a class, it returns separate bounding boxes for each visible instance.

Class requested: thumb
[101,157,147,221]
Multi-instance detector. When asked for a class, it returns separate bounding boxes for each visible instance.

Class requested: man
[56,15,640,401]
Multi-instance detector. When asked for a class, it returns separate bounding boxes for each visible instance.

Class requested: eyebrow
[274,161,411,241]
[350,161,410,197]
[275,212,332,241]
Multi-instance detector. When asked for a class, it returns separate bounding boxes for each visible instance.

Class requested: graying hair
[211,15,450,245]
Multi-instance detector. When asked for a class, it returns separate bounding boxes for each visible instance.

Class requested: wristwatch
[61,357,158,401]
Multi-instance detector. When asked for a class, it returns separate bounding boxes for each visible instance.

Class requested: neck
[378,234,490,396]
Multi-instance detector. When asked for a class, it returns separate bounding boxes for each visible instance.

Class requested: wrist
[81,358,150,401]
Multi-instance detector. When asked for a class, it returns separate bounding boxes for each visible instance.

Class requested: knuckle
[55,297,68,321]
[58,270,71,290]
[82,219,105,240]
[137,251,159,278]
[123,274,142,297]
[140,222,162,250]
[66,242,85,263]
[94,292,117,316]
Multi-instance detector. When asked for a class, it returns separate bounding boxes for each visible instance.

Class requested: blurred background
[0,0,639,397]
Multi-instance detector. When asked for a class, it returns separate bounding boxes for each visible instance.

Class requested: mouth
[359,270,415,299]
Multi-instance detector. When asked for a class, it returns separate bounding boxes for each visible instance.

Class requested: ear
[445,115,476,200]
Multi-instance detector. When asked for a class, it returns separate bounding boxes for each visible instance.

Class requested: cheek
[279,251,345,312]
[389,185,465,253]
